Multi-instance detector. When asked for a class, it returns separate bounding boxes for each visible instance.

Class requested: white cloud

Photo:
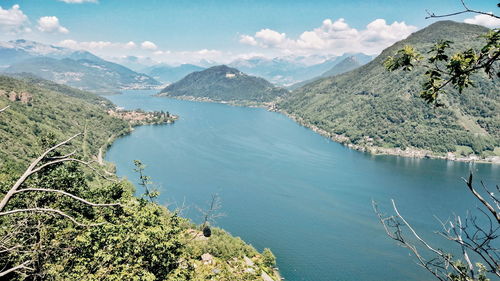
[58,0,98,3]
[464,13,500,28]
[141,41,158,50]
[0,4,30,34]
[255,29,287,47]
[239,35,258,46]
[124,41,137,49]
[58,39,140,51]
[37,16,69,34]
[240,18,417,55]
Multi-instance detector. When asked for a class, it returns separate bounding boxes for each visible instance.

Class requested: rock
[261,271,274,281]
[201,253,213,265]
[243,256,254,267]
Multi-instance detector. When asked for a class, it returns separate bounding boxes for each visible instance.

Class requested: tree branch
[425,0,500,19]
[0,261,33,277]
[0,105,9,113]
[0,208,105,227]
[463,173,500,224]
[13,188,121,207]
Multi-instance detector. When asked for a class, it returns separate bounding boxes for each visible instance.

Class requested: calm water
[105,90,499,281]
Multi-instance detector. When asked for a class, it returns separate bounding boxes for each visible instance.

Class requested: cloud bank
[239,18,418,55]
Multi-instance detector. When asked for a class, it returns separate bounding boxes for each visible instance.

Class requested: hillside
[5,57,160,94]
[158,65,289,103]
[145,64,205,83]
[1,40,160,94]
[288,56,363,90]
[0,75,129,167]
[0,76,278,280]
[278,21,500,160]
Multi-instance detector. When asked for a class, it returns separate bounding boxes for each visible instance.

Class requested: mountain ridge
[0,40,160,94]
[278,21,499,161]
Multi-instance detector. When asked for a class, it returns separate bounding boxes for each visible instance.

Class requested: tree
[377,2,499,281]
[373,174,499,280]
[0,133,121,277]
[262,248,276,268]
[384,1,499,106]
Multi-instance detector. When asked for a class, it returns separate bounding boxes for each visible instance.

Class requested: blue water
[105,90,499,281]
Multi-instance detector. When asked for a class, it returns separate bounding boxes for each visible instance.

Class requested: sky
[0,0,499,65]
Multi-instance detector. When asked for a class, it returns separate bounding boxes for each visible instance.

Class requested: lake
[105,90,499,281]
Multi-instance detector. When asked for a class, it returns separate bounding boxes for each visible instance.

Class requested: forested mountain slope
[0,76,278,280]
[278,21,499,160]
[158,65,289,103]
[0,75,129,167]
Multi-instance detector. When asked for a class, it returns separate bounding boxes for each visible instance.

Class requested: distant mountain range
[143,64,205,83]
[0,40,160,94]
[288,56,363,90]
[158,65,289,103]
[229,53,373,86]
[278,21,500,159]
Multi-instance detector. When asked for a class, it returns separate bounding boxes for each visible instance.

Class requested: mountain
[158,65,289,103]
[229,53,372,86]
[321,56,362,77]
[278,21,500,159]
[288,56,363,90]
[144,64,205,83]
[0,40,160,94]
[5,57,160,94]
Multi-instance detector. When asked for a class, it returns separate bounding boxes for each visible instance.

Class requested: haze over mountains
[0,40,160,94]
[228,53,373,86]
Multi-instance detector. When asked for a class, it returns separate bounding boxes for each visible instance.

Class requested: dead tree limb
[425,0,499,19]
[0,261,33,278]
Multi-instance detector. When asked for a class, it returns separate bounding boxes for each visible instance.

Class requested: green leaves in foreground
[384,29,499,105]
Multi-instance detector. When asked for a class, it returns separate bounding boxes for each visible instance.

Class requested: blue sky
[0,0,498,65]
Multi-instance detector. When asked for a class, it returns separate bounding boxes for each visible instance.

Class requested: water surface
[105,90,499,281]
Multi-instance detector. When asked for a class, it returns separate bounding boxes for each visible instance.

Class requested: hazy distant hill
[288,56,363,90]
[229,53,372,86]
[1,40,160,94]
[158,65,289,103]
[279,21,500,158]
[144,64,205,83]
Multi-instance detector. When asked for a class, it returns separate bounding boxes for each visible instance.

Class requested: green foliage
[262,248,276,268]
[385,28,499,105]
[384,45,423,71]
[0,75,130,166]
[133,160,160,202]
[159,65,289,103]
[0,75,277,280]
[279,21,499,157]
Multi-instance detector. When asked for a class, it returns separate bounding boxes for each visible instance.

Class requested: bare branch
[0,133,82,212]
[425,0,500,19]
[463,173,500,224]
[13,188,121,207]
[0,105,9,113]
[0,261,33,278]
[0,208,105,227]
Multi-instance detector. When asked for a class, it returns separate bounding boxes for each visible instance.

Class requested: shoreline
[277,109,500,164]
[155,94,499,164]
